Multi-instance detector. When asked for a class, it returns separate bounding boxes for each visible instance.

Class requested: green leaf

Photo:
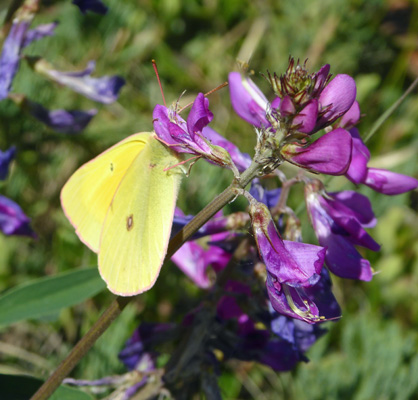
[0,267,106,327]
[0,374,93,400]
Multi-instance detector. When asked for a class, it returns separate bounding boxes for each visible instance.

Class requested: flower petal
[339,100,361,129]
[0,195,36,237]
[25,100,97,133]
[228,72,269,128]
[22,22,58,48]
[0,146,16,180]
[364,168,418,195]
[316,74,356,129]
[186,93,213,136]
[345,130,370,184]
[35,60,125,104]
[0,20,30,100]
[292,99,318,134]
[283,128,352,175]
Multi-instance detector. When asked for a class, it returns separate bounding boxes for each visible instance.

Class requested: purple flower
[0,146,16,180]
[32,59,125,104]
[25,99,96,133]
[249,179,281,210]
[22,22,58,48]
[228,72,270,128]
[315,74,357,131]
[217,282,305,371]
[0,19,30,100]
[363,168,418,195]
[281,128,353,175]
[72,0,108,15]
[338,101,418,195]
[305,181,378,281]
[249,200,324,287]
[270,309,326,354]
[230,64,356,137]
[345,127,370,184]
[119,322,175,371]
[172,231,231,288]
[172,208,232,287]
[0,195,36,238]
[267,267,341,324]
[153,93,236,170]
[346,132,418,195]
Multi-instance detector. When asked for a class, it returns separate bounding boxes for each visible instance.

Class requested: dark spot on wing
[126,214,134,231]
[149,163,157,169]
[110,162,114,172]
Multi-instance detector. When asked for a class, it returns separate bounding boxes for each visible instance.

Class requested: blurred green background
[0,0,417,398]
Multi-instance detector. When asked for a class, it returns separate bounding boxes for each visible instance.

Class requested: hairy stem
[31,161,261,400]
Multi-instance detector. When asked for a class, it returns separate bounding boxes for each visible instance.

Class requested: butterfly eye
[126,214,134,231]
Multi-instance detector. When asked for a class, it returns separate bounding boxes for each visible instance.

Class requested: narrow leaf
[0,267,105,326]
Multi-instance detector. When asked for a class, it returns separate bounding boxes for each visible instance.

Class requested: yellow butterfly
[61,132,182,296]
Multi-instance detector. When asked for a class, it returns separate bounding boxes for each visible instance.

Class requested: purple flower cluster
[105,59,416,399]
[229,61,357,175]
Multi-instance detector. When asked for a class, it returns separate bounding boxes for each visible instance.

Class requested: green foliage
[0,373,93,399]
[0,267,105,327]
[0,0,417,398]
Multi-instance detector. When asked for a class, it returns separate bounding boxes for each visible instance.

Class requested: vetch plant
[29,57,418,399]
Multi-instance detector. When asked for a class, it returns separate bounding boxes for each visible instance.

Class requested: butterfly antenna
[152,59,166,108]
[178,81,229,114]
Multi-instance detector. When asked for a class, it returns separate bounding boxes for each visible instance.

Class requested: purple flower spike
[0,195,36,238]
[228,72,270,128]
[249,201,323,287]
[282,128,352,175]
[0,19,30,100]
[292,99,318,134]
[34,60,125,104]
[305,181,376,281]
[23,22,58,48]
[316,74,356,130]
[72,0,109,15]
[364,168,418,195]
[0,146,16,180]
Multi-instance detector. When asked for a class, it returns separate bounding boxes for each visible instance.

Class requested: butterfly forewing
[60,133,151,253]
[98,135,182,295]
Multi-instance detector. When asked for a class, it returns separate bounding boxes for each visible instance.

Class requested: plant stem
[30,161,261,400]
[363,77,418,144]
